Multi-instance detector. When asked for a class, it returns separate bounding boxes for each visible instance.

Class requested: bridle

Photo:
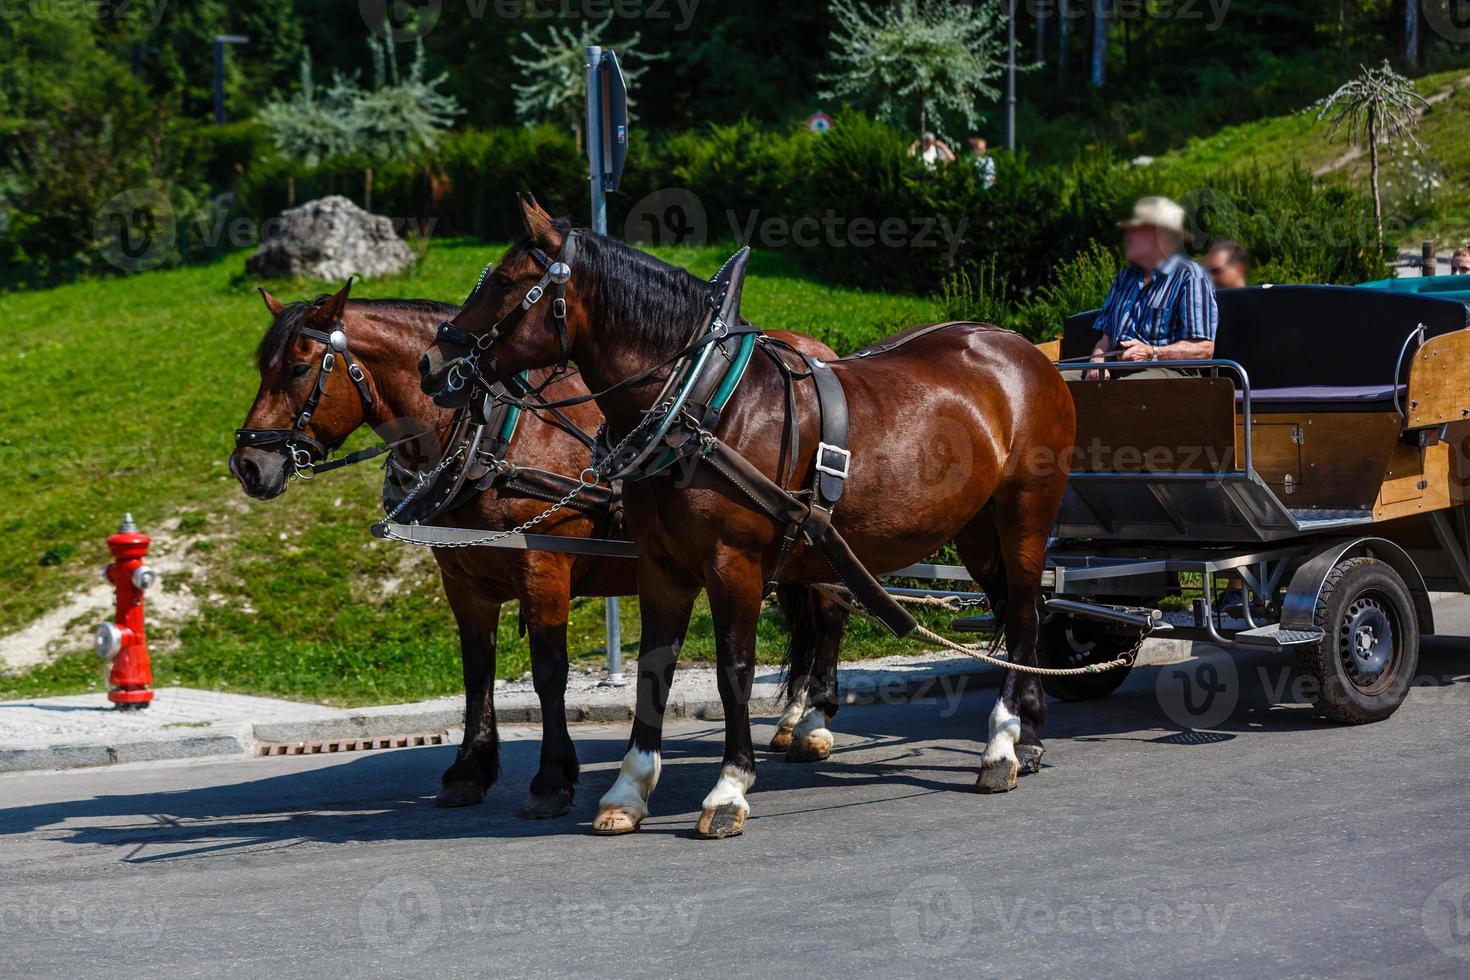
[434,232,579,399]
[234,315,375,479]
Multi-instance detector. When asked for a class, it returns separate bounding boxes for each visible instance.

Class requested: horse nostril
[237,457,260,490]
[418,353,431,377]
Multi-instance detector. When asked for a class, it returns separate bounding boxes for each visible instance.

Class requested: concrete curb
[1,638,1197,773]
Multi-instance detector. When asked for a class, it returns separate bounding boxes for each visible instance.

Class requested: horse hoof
[785,731,833,763]
[1016,744,1045,776]
[768,727,795,753]
[520,788,573,820]
[435,780,486,808]
[696,804,747,839]
[592,805,643,835]
[975,760,1019,794]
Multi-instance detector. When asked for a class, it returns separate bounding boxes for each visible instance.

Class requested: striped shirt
[1094,253,1219,348]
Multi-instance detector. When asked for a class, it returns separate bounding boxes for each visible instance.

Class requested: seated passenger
[1086,196,1218,380]
[1205,239,1249,290]
[1453,245,1470,276]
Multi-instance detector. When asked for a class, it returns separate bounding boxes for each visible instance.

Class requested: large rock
[246,195,415,281]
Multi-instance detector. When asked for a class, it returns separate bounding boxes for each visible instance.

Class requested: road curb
[2,638,1196,773]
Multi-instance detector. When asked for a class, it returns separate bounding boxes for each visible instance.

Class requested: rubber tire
[1039,614,1138,703]
[1294,556,1419,724]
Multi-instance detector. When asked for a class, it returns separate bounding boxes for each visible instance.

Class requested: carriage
[1039,283,1470,723]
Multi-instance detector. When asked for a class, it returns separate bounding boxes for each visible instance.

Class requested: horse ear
[319,277,353,322]
[258,287,286,317]
[517,192,563,253]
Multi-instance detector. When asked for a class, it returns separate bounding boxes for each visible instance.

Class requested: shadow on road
[3,638,1465,859]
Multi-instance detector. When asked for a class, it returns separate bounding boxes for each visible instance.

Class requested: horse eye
[290,362,312,379]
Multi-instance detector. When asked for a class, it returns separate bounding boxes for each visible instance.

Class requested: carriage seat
[1061,285,1468,414]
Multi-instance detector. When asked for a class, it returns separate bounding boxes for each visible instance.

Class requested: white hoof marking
[982,699,1021,768]
[700,764,755,814]
[598,747,661,819]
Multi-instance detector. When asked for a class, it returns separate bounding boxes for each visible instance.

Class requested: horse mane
[493,220,712,355]
[574,229,712,351]
[256,296,459,372]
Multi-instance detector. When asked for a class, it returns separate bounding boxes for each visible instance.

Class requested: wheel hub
[1341,597,1393,680]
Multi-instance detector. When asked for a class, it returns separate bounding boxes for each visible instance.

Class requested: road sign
[597,50,629,193]
[806,111,834,134]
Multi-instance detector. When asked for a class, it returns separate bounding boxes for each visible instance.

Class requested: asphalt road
[5,637,1470,979]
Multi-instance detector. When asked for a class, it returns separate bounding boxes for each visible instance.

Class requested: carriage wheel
[1039,614,1139,702]
[1295,556,1419,724]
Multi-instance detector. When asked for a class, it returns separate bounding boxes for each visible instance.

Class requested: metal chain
[814,584,1148,677]
[376,396,675,549]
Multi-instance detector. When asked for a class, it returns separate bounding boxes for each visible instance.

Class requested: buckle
[552,297,567,319]
[524,284,545,306]
[348,363,365,383]
[815,442,851,480]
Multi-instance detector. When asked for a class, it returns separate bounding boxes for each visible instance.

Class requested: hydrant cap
[118,513,137,534]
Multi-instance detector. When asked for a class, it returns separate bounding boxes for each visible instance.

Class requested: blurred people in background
[908,131,956,170]
[968,136,997,189]
[1452,246,1470,275]
[1205,239,1250,289]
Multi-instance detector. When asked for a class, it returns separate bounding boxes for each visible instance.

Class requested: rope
[814,584,1147,678]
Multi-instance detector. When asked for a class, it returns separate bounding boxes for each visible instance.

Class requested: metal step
[951,615,996,634]
[1231,623,1326,648]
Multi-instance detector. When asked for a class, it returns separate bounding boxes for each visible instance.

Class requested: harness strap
[685,436,916,638]
[848,321,975,359]
[802,355,851,507]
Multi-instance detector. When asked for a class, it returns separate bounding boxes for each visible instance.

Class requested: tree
[1315,60,1429,245]
[1405,0,1420,69]
[818,0,1009,140]
[260,36,460,209]
[1090,0,1109,89]
[511,17,662,148]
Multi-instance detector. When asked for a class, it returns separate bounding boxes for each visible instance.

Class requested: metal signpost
[213,35,249,125]
[587,45,631,685]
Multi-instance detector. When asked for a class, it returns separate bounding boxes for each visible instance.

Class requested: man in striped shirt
[1086,196,1219,380]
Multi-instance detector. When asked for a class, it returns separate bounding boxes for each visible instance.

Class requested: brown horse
[420,199,1076,839]
[231,280,847,817]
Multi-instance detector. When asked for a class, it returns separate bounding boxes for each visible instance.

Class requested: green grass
[0,239,945,705]
[1152,69,1470,247]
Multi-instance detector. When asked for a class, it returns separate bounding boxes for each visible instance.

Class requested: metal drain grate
[255,730,451,757]
[1152,730,1235,745]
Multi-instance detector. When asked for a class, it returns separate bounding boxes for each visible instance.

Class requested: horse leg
[436,581,503,807]
[966,487,1054,794]
[593,556,698,835]
[518,557,579,819]
[695,548,765,839]
[769,585,813,753]
[787,588,848,763]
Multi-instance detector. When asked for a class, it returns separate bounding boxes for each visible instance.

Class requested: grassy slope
[1151,69,1470,246]
[0,240,945,704]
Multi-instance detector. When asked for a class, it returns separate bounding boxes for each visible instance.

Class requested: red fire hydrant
[94,514,158,710]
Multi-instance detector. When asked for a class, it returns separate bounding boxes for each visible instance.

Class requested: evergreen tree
[818,0,1009,140]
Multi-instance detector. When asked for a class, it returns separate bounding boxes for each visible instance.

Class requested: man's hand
[1085,359,1109,382]
[1118,339,1155,362]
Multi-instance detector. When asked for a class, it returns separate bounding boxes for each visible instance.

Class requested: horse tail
[775,584,821,702]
